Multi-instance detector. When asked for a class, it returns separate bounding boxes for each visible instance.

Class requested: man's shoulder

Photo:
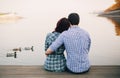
[80,28,90,35]
[60,30,68,36]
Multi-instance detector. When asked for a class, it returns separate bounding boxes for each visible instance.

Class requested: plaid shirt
[49,26,91,73]
[44,32,66,72]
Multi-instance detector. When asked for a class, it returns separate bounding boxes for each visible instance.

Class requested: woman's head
[55,17,70,33]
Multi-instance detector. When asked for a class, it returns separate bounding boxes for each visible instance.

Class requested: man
[45,13,91,74]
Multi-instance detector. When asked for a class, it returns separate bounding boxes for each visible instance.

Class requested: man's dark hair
[68,13,79,25]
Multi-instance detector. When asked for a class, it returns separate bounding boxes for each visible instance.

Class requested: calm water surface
[0,13,120,65]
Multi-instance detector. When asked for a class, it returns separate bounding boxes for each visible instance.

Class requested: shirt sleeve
[88,35,91,52]
[49,33,64,52]
[45,34,50,51]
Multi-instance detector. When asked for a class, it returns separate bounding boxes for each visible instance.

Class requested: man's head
[68,13,79,25]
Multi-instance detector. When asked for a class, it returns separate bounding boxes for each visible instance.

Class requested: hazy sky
[0,0,115,12]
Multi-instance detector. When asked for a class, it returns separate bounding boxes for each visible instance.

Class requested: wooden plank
[0,65,120,78]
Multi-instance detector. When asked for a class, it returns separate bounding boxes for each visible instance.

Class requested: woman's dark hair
[54,17,70,33]
[68,13,79,25]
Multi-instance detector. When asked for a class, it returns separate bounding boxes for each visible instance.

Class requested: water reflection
[0,12,23,23]
[107,17,120,36]
[98,10,120,36]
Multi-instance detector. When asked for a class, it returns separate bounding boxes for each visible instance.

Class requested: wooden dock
[0,65,120,78]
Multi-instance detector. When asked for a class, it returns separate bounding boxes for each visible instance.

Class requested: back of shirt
[62,26,91,73]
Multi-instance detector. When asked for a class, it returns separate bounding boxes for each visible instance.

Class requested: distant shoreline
[98,10,120,17]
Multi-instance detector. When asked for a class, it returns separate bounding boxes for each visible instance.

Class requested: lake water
[0,0,120,65]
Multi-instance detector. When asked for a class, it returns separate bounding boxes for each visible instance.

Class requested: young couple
[44,13,91,74]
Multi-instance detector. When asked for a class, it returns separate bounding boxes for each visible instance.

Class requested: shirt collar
[69,25,79,29]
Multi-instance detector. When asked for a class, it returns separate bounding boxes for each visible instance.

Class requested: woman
[44,18,70,72]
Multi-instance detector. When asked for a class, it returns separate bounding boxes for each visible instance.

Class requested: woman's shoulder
[46,32,60,39]
[46,32,52,36]
[48,32,60,36]
[45,33,52,39]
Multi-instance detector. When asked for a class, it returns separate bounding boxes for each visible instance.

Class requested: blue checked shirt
[49,25,91,73]
[44,32,66,72]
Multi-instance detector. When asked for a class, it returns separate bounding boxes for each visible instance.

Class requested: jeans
[66,67,90,74]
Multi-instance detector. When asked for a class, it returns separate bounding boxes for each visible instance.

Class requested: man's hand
[45,48,53,56]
